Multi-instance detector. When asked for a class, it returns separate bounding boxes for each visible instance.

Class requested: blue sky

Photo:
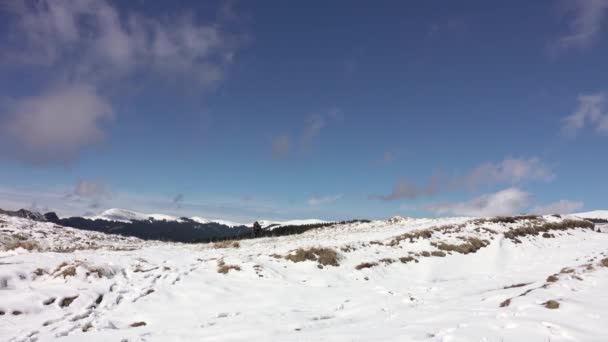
[0,0,607,222]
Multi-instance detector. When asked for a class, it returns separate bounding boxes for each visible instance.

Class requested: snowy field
[1,213,608,341]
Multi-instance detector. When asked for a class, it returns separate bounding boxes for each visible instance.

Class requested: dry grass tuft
[379,258,395,264]
[546,275,559,283]
[340,245,356,253]
[32,268,48,277]
[2,238,40,251]
[431,251,446,257]
[389,229,433,246]
[499,298,511,307]
[355,262,378,270]
[431,237,489,255]
[59,295,78,308]
[543,300,560,309]
[285,247,340,267]
[504,219,595,243]
[213,240,240,249]
[55,265,77,279]
[399,256,417,264]
[217,260,241,274]
[601,258,608,267]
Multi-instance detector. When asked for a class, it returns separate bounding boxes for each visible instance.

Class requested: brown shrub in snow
[213,240,240,249]
[546,275,559,283]
[388,229,433,246]
[504,219,595,243]
[431,237,489,255]
[379,258,395,264]
[601,258,608,267]
[217,260,241,274]
[285,247,340,267]
[2,238,40,251]
[59,295,78,308]
[543,300,560,309]
[399,256,417,264]
[355,262,378,270]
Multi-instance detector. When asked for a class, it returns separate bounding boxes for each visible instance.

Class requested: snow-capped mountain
[573,210,608,220]
[86,208,182,223]
[86,208,326,228]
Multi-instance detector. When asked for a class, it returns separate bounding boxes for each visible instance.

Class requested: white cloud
[458,157,555,190]
[556,0,608,50]
[376,157,553,201]
[308,194,343,206]
[2,83,113,163]
[532,200,584,215]
[428,188,531,217]
[562,91,608,136]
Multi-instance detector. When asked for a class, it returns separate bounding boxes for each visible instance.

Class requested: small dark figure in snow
[252,221,262,237]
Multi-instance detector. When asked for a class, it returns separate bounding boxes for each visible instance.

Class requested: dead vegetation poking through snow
[50,261,118,279]
[503,219,595,243]
[213,240,240,249]
[284,247,340,267]
[431,237,490,255]
[355,262,378,270]
[543,300,560,309]
[217,260,241,274]
[1,234,41,251]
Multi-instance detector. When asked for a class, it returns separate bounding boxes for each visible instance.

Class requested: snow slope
[1,214,608,341]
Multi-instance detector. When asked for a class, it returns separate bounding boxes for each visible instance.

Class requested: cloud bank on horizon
[0,0,606,221]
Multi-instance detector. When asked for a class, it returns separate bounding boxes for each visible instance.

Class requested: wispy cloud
[454,157,555,191]
[375,157,553,201]
[272,108,343,159]
[555,0,608,50]
[301,108,343,149]
[562,91,608,137]
[172,193,185,209]
[374,174,442,201]
[308,194,343,206]
[532,199,584,215]
[428,188,531,217]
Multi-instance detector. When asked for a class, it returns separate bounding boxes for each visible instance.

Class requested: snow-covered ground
[1,213,608,341]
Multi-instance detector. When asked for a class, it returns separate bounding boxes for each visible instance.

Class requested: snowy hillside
[573,210,608,220]
[86,208,324,228]
[86,208,182,223]
[1,213,608,341]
